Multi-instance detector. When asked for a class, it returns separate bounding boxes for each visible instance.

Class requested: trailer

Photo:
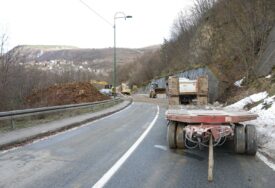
[165,106,258,181]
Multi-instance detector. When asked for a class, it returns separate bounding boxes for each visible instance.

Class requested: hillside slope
[257,26,275,77]
[124,0,275,103]
[9,45,159,76]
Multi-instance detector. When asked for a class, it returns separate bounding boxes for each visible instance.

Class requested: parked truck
[165,76,258,181]
[167,76,208,105]
[149,83,166,98]
[120,83,131,95]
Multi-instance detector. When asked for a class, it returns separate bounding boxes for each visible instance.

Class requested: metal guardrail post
[10,116,15,130]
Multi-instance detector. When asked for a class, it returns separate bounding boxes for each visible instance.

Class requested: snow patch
[265,74,271,79]
[234,77,245,87]
[227,92,275,165]
[36,50,44,58]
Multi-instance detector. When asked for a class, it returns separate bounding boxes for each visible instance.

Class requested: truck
[149,83,166,98]
[115,83,131,95]
[165,76,258,181]
[167,76,208,105]
[120,83,131,95]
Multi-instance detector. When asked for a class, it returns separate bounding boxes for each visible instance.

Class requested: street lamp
[113,12,132,97]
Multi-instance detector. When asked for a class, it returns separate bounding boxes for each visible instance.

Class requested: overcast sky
[0,0,194,50]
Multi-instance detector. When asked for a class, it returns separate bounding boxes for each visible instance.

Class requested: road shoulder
[0,99,132,151]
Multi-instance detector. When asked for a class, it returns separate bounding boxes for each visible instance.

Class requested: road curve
[0,102,274,188]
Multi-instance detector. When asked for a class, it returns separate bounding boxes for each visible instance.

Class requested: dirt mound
[25,82,110,108]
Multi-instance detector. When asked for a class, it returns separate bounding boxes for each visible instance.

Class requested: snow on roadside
[226,91,268,110]
[227,91,275,164]
[247,95,275,159]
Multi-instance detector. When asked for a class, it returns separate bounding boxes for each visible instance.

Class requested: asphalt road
[0,101,274,188]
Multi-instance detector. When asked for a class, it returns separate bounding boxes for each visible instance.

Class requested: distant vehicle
[91,81,113,96]
[149,83,166,98]
[120,83,131,95]
[104,84,112,89]
[99,88,112,96]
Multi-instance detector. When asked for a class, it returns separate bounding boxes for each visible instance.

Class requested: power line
[79,0,113,27]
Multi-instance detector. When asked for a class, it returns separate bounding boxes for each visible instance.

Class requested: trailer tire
[167,121,177,149]
[234,124,246,154]
[245,124,257,155]
[176,123,185,149]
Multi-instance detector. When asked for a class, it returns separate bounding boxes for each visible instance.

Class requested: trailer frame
[165,107,258,181]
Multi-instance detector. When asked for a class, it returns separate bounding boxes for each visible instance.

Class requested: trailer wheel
[167,121,177,149]
[234,124,246,154]
[245,124,257,155]
[176,123,185,149]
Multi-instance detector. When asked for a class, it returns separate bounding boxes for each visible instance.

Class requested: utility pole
[113,12,132,97]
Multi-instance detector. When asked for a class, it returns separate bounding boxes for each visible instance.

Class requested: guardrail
[0,98,122,129]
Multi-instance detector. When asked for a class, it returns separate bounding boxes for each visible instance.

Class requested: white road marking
[87,101,133,123]
[257,152,275,171]
[154,145,168,151]
[92,105,160,188]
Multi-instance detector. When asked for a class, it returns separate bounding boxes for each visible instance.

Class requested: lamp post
[113,12,132,97]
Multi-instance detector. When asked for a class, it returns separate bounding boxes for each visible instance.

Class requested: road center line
[92,105,160,188]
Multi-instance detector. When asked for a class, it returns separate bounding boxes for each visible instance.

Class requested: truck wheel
[176,123,185,149]
[167,121,177,149]
[234,124,246,154]
[245,124,257,155]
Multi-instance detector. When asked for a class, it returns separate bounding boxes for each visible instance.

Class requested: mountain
[9,45,160,76]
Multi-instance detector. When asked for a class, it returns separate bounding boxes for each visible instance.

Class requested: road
[0,100,274,188]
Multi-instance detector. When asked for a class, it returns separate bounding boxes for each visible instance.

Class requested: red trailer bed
[165,106,258,181]
[166,108,258,123]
